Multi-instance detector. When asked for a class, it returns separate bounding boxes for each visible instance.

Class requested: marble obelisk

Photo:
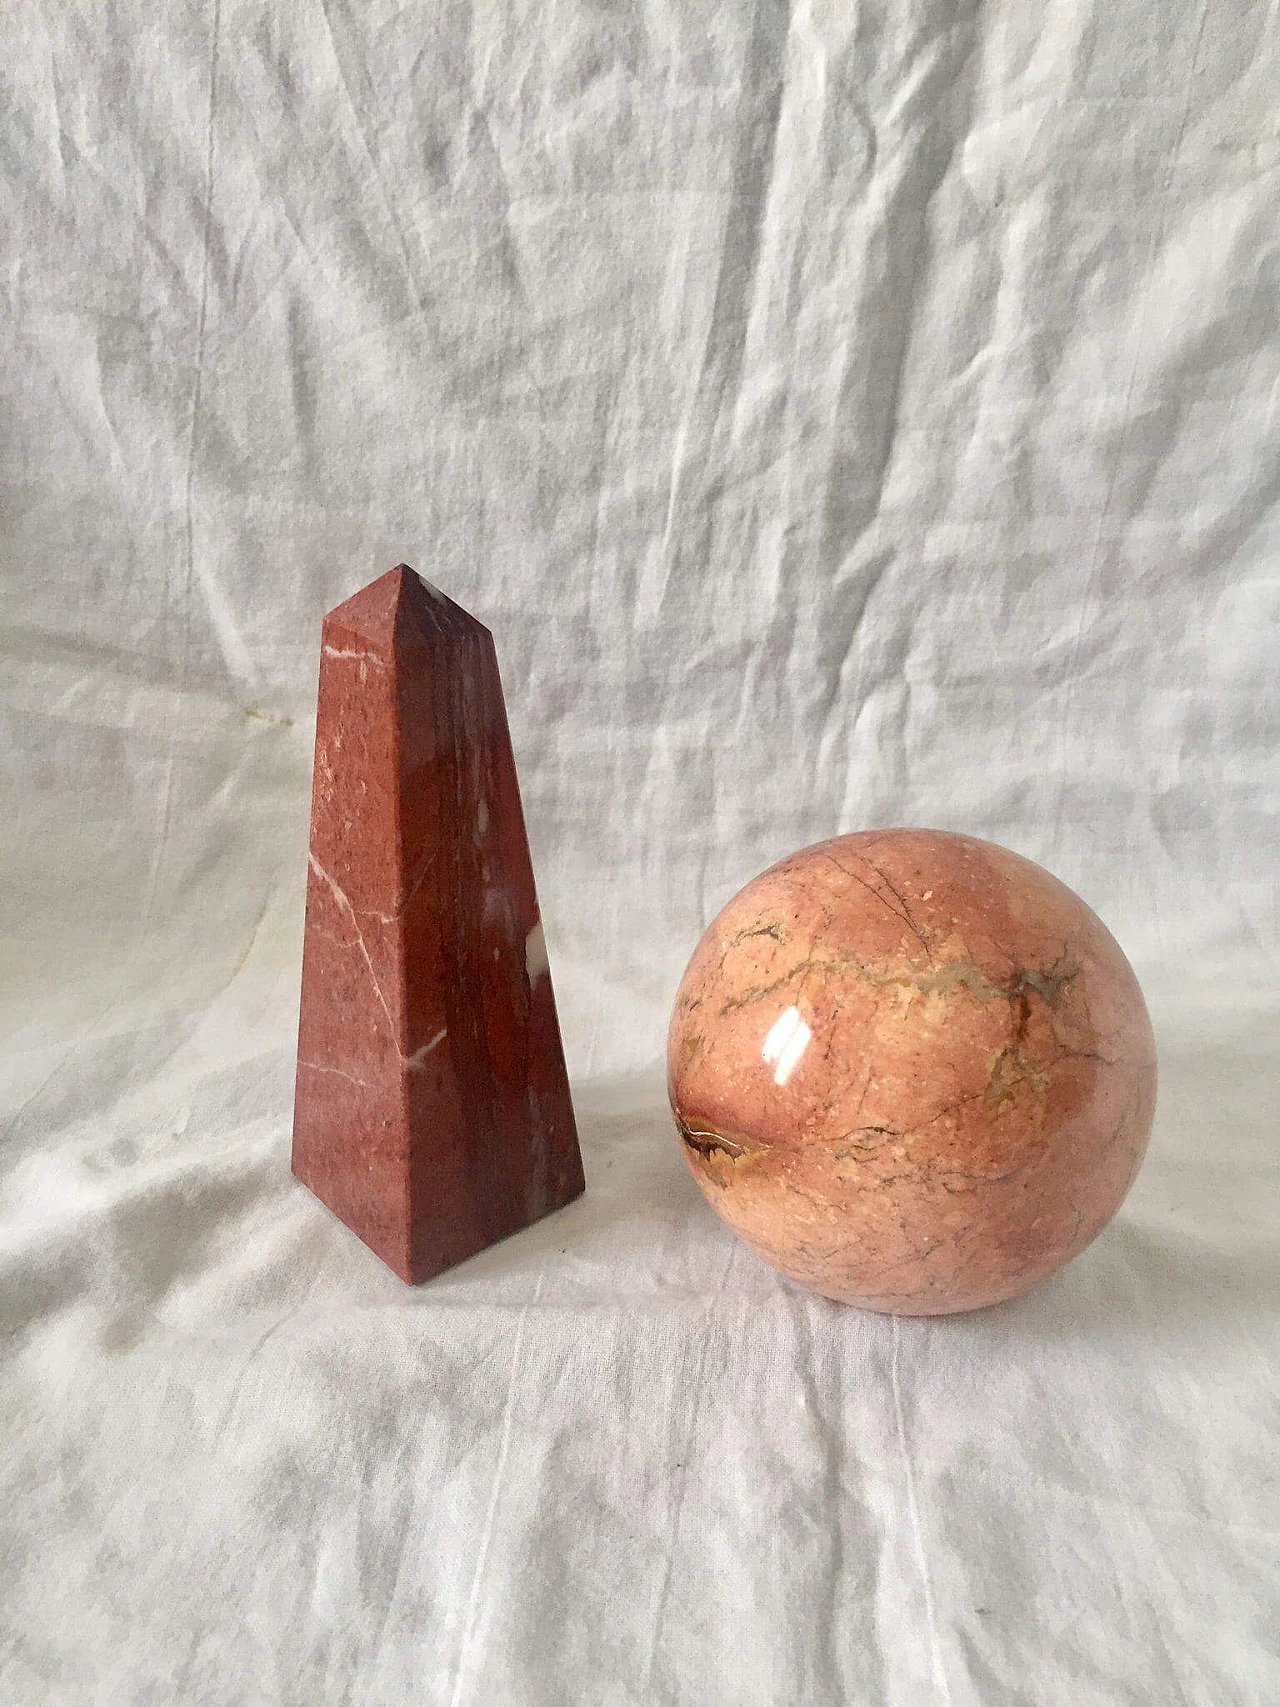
[292,566,583,1281]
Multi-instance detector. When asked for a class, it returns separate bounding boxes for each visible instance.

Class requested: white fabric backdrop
[2,3,1277,1702]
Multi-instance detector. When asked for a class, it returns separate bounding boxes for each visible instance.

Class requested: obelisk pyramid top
[324,565,488,648]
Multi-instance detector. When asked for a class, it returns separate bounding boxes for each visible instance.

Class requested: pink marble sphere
[668,830,1156,1314]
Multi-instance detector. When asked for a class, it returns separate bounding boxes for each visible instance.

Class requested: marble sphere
[667,830,1156,1314]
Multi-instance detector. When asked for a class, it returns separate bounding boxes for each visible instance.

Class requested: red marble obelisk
[292,566,584,1281]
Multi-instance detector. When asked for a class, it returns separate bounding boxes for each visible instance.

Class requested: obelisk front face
[292,566,583,1282]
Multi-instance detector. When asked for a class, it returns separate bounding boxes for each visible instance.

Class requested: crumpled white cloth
[2,3,1277,1703]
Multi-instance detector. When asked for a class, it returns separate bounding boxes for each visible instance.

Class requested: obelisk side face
[292,567,584,1282]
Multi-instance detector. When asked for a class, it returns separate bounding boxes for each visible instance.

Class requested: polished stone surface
[668,830,1156,1314]
[292,566,583,1282]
